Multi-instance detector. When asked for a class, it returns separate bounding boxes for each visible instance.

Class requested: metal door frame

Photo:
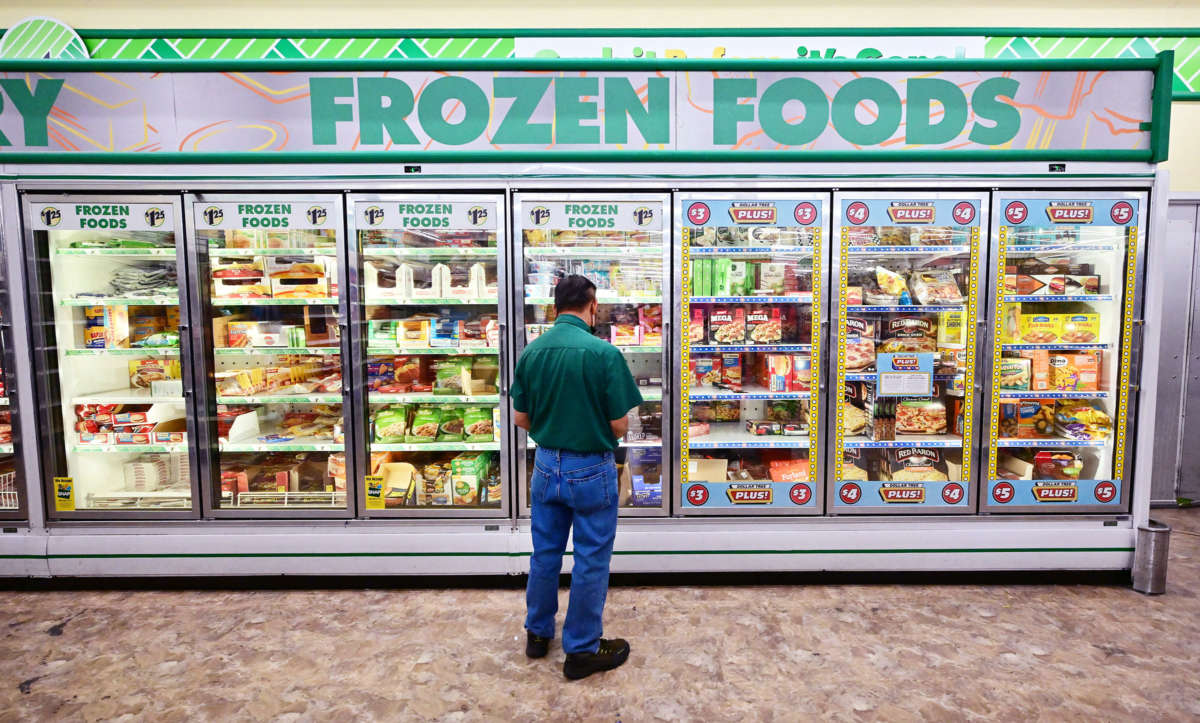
[672,191,832,516]
[346,192,513,519]
[184,192,354,520]
[828,190,992,516]
[512,191,674,518]
[979,189,1150,514]
[21,192,201,520]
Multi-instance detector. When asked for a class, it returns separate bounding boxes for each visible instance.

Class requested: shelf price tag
[53,477,75,512]
[364,475,385,510]
[875,353,934,397]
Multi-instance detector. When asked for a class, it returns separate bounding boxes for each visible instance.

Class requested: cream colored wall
[2,0,1199,187]
[7,0,1200,29]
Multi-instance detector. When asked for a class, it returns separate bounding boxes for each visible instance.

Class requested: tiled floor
[1,509,1198,721]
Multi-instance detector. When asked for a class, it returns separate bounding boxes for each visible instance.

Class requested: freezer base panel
[0,520,1135,576]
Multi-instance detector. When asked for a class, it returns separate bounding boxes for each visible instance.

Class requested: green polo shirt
[511,314,644,452]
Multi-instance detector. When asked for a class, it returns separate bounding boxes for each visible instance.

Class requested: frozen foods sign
[0,67,1159,157]
[29,202,172,231]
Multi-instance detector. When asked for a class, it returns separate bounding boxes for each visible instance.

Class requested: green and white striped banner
[83,35,515,61]
[987,35,1200,96]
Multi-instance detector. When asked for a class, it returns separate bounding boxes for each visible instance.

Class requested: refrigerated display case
[189,195,352,515]
[514,194,671,516]
[830,193,988,514]
[982,193,1146,512]
[348,195,509,516]
[24,196,199,517]
[0,205,23,519]
[676,194,827,514]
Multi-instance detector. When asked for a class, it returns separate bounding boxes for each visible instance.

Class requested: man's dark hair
[554,274,597,313]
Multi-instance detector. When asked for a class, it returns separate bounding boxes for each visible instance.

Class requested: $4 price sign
[952,202,976,225]
[844,202,869,225]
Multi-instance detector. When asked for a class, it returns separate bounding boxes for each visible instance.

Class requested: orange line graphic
[178,120,229,151]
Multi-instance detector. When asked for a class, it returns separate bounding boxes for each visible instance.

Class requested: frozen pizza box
[709,307,745,345]
[884,447,949,483]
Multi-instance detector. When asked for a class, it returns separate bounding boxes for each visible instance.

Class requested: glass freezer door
[349,195,509,516]
[514,194,671,516]
[830,193,987,514]
[25,196,199,517]
[191,196,351,515]
[983,194,1146,512]
[0,250,23,518]
[676,194,827,514]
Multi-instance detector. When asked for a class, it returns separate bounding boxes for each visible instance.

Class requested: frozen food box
[212,258,270,298]
[687,457,729,483]
[1010,400,1055,438]
[709,307,745,345]
[83,305,131,349]
[999,357,1032,390]
[1049,352,1100,391]
[756,263,787,295]
[266,257,330,299]
[693,356,722,387]
[1018,313,1060,344]
[1017,349,1051,391]
[1059,313,1100,344]
[1002,304,1021,343]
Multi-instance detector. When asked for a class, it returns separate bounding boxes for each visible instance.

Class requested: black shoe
[526,631,551,659]
[563,638,630,680]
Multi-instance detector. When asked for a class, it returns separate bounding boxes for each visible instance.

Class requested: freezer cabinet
[675,193,828,515]
[24,195,201,518]
[188,195,353,516]
[982,193,1147,512]
[513,194,672,516]
[348,194,511,517]
[829,193,988,514]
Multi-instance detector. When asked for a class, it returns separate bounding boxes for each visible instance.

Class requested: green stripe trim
[0,56,1163,71]
[0,150,1156,164]
[62,27,1200,39]
[11,546,1135,560]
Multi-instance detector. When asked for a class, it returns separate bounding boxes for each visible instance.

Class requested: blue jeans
[525,446,619,655]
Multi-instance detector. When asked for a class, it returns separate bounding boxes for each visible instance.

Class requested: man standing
[511,275,644,680]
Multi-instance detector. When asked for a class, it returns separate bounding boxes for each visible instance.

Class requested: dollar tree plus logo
[39,206,62,227]
[467,206,488,226]
[633,206,654,226]
[202,206,224,226]
[306,206,328,225]
[144,207,166,228]
[363,206,384,226]
[529,206,551,226]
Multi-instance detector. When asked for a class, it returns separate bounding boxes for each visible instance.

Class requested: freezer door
[828,192,989,515]
[0,198,26,520]
[188,195,353,517]
[24,195,200,518]
[675,193,829,515]
[513,193,672,517]
[981,192,1147,513]
[348,194,510,517]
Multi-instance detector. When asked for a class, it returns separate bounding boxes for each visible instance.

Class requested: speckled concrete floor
[1,509,1198,721]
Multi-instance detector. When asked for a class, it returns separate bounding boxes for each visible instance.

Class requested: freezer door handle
[662,317,671,398]
[499,322,509,397]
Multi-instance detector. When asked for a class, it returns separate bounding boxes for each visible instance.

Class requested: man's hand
[610,414,629,440]
[514,411,531,431]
